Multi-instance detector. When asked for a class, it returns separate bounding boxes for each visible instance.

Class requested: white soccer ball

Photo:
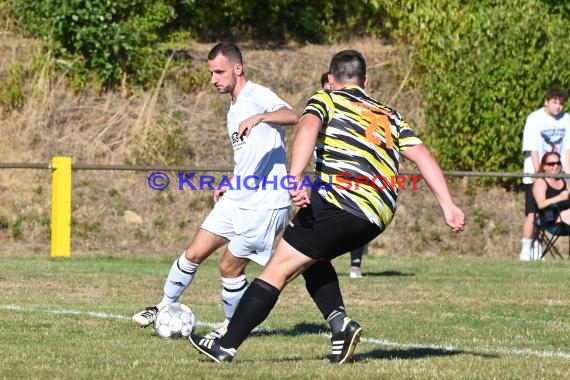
[154,303,196,339]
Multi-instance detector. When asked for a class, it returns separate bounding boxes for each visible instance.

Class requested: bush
[0,64,25,110]
[383,0,570,182]
[8,1,388,88]
[171,0,388,44]
[10,0,176,89]
[8,0,570,184]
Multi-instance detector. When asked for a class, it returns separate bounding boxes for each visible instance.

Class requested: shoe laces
[141,306,158,318]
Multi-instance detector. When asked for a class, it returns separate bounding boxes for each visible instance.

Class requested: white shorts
[201,196,290,266]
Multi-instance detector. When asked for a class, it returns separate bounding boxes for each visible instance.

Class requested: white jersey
[223,81,292,209]
[522,108,570,184]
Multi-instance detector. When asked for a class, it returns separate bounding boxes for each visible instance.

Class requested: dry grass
[0,34,538,259]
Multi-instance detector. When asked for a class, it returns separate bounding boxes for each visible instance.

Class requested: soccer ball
[154,303,196,339]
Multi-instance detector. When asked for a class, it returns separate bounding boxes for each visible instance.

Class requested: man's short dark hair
[546,86,568,103]
[320,72,329,88]
[329,50,366,87]
[208,42,243,64]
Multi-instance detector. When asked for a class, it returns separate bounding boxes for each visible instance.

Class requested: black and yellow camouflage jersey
[302,86,422,228]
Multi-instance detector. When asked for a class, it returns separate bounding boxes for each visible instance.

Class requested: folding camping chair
[533,204,570,259]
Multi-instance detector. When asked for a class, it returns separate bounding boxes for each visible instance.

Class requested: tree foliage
[6,0,570,179]
[10,0,176,89]
[382,0,570,182]
[170,0,387,44]
[8,1,387,88]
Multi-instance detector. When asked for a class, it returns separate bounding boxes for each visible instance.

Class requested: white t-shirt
[223,81,292,209]
[522,108,570,184]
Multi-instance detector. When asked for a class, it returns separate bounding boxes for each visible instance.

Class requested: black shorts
[525,184,537,215]
[282,191,382,261]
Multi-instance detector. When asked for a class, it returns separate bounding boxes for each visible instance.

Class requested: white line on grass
[3,304,569,360]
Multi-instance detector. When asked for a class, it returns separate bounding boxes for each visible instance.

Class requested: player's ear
[234,63,243,76]
[363,76,369,89]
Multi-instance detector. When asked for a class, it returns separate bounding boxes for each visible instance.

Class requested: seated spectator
[532,151,570,223]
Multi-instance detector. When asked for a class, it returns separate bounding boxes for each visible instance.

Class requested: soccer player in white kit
[132,42,298,338]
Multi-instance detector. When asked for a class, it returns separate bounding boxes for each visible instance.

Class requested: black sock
[220,278,280,349]
[350,246,365,266]
[303,260,345,319]
[327,308,348,333]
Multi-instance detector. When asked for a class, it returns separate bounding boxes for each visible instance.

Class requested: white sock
[221,274,248,320]
[158,252,199,309]
[531,240,543,260]
[520,238,532,261]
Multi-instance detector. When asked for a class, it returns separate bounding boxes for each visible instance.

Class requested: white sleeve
[254,86,291,112]
[522,113,539,152]
[563,114,570,151]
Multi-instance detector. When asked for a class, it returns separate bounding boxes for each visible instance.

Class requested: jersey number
[362,109,392,149]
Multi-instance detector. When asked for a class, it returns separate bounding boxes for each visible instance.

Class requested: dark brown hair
[329,50,366,87]
[320,72,329,88]
[545,86,568,103]
[538,151,562,173]
[207,42,243,65]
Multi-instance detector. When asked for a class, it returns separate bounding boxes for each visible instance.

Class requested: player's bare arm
[402,144,465,232]
[288,114,321,207]
[238,107,298,137]
[531,150,540,175]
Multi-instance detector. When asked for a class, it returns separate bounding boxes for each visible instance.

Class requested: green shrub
[0,64,25,110]
[10,0,176,89]
[172,0,387,44]
[383,0,570,185]
[0,215,9,230]
[114,201,128,216]
[11,217,22,238]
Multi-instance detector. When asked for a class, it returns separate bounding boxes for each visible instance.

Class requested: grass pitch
[1,253,568,379]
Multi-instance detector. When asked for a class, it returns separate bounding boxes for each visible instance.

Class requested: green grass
[1,253,569,379]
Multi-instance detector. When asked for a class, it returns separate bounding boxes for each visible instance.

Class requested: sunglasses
[544,161,562,167]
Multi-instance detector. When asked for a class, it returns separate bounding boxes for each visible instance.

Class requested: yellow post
[51,156,72,257]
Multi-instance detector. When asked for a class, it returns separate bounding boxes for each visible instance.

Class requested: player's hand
[238,114,262,138]
[214,186,229,202]
[289,188,310,207]
[443,204,465,233]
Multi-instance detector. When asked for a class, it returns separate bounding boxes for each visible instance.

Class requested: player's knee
[183,247,208,264]
[219,259,246,278]
[183,252,199,265]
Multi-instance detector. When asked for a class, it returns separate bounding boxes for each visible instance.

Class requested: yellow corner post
[51,156,72,257]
